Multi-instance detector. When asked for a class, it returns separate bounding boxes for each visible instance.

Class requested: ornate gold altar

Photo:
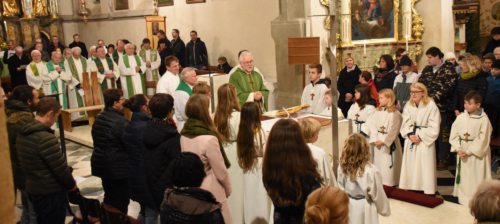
[321,0,424,71]
[0,0,63,49]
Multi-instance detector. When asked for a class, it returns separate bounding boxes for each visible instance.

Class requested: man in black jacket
[171,29,186,67]
[7,46,30,88]
[6,85,39,223]
[47,35,66,54]
[186,30,208,69]
[16,98,78,224]
[68,34,89,58]
[91,89,130,213]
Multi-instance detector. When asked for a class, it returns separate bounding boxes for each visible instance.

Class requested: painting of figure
[351,0,395,41]
[158,0,174,6]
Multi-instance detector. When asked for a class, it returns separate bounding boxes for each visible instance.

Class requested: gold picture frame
[187,0,205,3]
[145,16,166,49]
[350,0,399,44]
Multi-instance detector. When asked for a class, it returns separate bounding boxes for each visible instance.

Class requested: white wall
[60,0,279,81]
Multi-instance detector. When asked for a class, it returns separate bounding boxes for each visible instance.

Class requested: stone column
[271,0,307,108]
[20,18,40,48]
[403,0,412,40]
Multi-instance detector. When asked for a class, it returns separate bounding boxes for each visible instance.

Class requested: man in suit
[68,34,88,58]
[7,46,30,88]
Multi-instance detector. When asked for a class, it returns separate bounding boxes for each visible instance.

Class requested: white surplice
[301,82,328,114]
[93,57,120,89]
[348,103,376,136]
[450,109,492,205]
[26,61,48,93]
[366,108,403,186]
[42,62,74,108]
[337,164,391,224]
[156,70,180,95]
[319,106,344,119]
[140,49,161,81]
[64,56,91,120]
[308,143,337,186]
[399,100,441,194]
[118,54,147,99]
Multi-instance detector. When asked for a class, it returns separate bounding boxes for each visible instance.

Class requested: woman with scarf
[374,54,397,91]
[180,93,233,224]
[453,54,487,116]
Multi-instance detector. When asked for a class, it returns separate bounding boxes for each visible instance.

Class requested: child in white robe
[366,89,403,186]
[301,64,328,114]
[236,102,272,224]
[299,118,337,186]
[399,82,441,195]
[450,91,492,205]
[338,133,390,224]
[348,84,376,137]
[319,89,344,119]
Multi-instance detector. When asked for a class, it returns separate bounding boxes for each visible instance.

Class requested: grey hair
[181,67,197,78]
[72,47,82,53]
[51,51,62,57]
[30,49,41,56]
[238,50,252,62]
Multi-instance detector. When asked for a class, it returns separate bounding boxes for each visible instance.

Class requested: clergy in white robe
[348,102,376,136]
[43,51,74,109]
[92,46,120,91]
[337,164,390,224]
[172,67,198,131]
[112,39,126,64]
[450,107,492,205]
[301,64,328,114]
[26,50,48,94]
[118,43,147,99]
[156,56,180,95]
[366,107,403,186]
[64,47,90,120]
[138,39,161,82]
[399,83,441,194]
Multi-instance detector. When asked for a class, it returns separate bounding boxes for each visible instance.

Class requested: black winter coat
[453,74,487,112]
[143,118,181,210]
[16,119,76,195]
[6,99,34,190]
[337,65,361,116]
[6,54,30,88]
[186,38,208,68]
[374,68,397,91]
[171,38,186,67]
[91,108,129,179]
[123,112,153,207]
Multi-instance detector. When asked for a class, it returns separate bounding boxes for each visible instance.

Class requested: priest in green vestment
[229,51,269,111]
[44,51,73,109]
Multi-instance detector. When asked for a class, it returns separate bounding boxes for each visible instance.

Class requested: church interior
[0,0,499,223]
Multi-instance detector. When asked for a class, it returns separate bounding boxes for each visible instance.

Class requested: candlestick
[363,41,367,56]
[405,35,409,52]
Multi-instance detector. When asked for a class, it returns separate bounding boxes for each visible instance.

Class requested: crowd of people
[2,27,500,224]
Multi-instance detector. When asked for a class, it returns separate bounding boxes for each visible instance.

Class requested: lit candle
[405,35,409,51]
[363,41,367,56]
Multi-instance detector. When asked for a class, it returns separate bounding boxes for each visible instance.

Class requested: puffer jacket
[418,61,458,112]
[122,112,153,207]
[5,99,34,190]
[143,118,181,210]
[160,187,224,224]
[453,73,487,112]
[16,119,76,195]
[91,107,129,179]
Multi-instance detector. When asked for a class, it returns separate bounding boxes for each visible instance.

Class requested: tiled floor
[14,140,499,224]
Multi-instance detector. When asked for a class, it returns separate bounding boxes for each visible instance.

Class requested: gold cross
[463,132,471,142]
[378,126,387,134]
[310,93,315,101]
[355,113,360,121]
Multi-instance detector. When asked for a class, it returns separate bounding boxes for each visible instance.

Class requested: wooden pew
[61,105,104,132]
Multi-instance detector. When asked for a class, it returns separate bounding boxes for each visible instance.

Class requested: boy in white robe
[338,133,390,224]
[348,84,376,137]
[450,91,492,205]
[301,64,328,114]
[366,89,403,187]
[299,118,337,186]
[399,83,441,195]
[118,43,147,99]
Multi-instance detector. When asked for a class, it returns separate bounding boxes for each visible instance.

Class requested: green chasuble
[94,57,116,90]
[229,67,269,111]
[67,56,88,111]
[176,80,193,96]
[122,54,146,98]
[112,51,125,64]
[139,48,160,81]
[46,61,68,109]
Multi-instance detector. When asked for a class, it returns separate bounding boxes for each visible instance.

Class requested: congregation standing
[2,25,499,224]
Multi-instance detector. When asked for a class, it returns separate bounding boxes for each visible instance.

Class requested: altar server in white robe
[236,102,272,224]
[26,50,48,94]
[118,43,147,99]
[366,89,402,186]
[301,64,328,114]
[92,46,120,91]
[348,84,376,138]
[399,83,441,195]
[43,51,75,109]
[213,83,244,223]
[319,89,344,119]
[156,55,180,95]
[338,133,390,224]
[64,47,91,120]
[450,91,492,205]
[299,118,337,186]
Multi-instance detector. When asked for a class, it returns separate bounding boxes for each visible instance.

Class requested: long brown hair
[237,102,261,172]
[354,84,371,110]
[339,133,372,181]
[262,119,322,206]
[304,186,349,224]
[185,94,222,141]
[214,83,241,143]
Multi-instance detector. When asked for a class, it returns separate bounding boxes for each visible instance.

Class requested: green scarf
[46,61,68,109]
[181,118,231,168]
[460,71,479,80]
[176,80,193,96]
[67,56,87,109]
[139,48,160,81]
[29,62,40,77]
[112,50,124,63]
[94,57,116,89]
[123,54,146,97]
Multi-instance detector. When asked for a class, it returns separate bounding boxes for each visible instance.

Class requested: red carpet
[383,186,444,208]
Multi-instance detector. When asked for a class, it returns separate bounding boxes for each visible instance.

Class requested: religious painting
[145,16,166,49]
[115,0,129,10]
[187,0,205,4]
[158,0,174,6]
[152,22,160,35]
[351,0,397,42]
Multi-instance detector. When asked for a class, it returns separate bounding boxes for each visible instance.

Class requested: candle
[363,41,367,56]
[405,35,409,51]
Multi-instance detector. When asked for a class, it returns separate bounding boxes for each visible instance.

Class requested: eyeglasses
[410,91,423,94]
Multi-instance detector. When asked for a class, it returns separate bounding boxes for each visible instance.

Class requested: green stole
[112,50,124,64]
[67,56,87,109]
[181,118,231,168]
[122,54,146,97]
[94,57,116,89]
[46,61,68,109]
[139,48,160,81]
[29,62,41,77]
[176,80,193,96]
